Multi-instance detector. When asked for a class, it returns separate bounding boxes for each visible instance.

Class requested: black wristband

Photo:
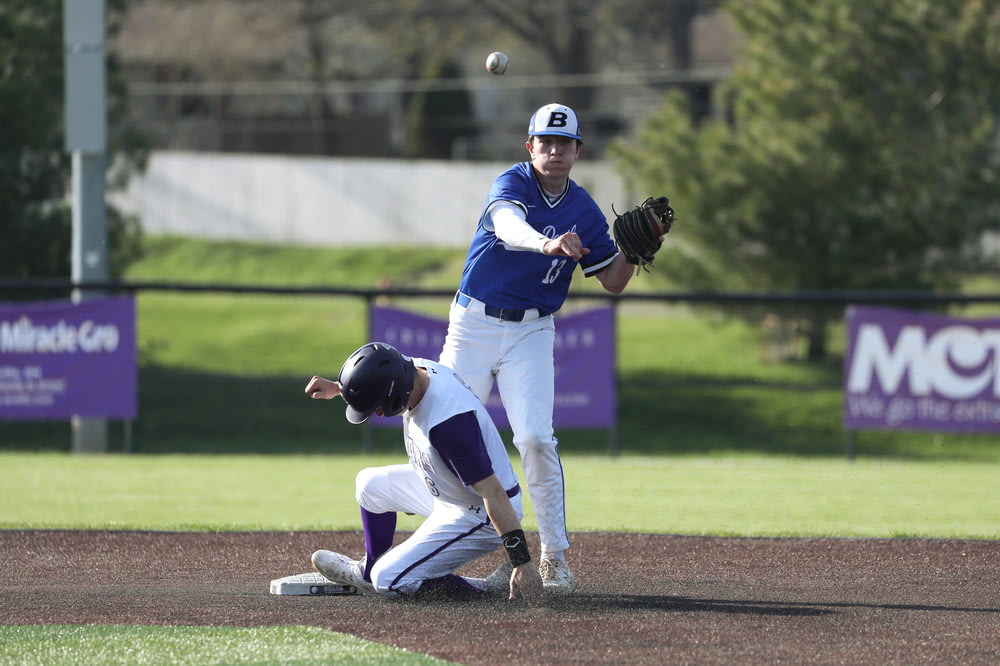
[501,529,531,567]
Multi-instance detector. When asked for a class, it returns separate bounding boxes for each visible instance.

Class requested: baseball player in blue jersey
[305,342,544,601]
[439,103,647,593]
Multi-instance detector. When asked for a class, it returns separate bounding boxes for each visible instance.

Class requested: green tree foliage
[0,0,146,288]
[403,59,477,159]
[614,0,1000,358]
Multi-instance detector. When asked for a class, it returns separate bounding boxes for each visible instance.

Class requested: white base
[270,571,359,596]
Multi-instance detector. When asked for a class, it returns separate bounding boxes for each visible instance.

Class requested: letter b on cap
[547,111,569,129]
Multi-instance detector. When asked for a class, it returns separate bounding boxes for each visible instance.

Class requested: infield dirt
[2,531,998,664]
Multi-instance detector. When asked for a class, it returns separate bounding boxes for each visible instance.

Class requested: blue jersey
[457,162,619,315]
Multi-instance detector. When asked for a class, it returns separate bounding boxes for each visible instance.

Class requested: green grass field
[0,625,450,666]
[2,452,997,538]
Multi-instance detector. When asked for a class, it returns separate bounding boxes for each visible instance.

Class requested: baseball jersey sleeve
[578,213,620,278]
[428,411,495,487]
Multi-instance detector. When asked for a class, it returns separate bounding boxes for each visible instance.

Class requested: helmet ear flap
[383,352,416,417]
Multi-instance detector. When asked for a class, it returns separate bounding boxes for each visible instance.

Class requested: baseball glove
[612,196,675,271]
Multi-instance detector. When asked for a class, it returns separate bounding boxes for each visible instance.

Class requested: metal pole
[65,0,109,453]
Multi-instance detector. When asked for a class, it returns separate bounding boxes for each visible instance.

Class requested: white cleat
[311,549,376,595]
[539,556,578,594]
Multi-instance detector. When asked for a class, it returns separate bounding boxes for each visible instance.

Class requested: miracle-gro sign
[0,297,137,420]
[843,306,1000,433]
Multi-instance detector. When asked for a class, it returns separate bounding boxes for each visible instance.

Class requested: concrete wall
[112,151,632,249]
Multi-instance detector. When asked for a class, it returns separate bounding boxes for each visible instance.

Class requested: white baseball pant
[355,464,519,596]
[438,296,569,556]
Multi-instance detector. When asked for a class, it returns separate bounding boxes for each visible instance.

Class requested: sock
[360,508,396,582]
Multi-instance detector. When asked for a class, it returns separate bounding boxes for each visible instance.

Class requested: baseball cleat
[311,549,376,595]
[539,556,578,594]
[482,561,514,594]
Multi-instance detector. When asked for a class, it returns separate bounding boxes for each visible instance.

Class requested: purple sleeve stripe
[428,411,495,487]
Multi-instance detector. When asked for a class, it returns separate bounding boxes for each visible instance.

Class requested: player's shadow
[543,594,1000,617]
[398,593,1000,618]
[545,593,834,617]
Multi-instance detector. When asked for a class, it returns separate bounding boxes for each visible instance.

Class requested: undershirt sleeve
[429,411,495,487]
[487,201,549,253]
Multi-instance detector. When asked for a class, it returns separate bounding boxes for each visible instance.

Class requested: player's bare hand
[543,232,590,262]
[305,376,341,399]
[508,563,544,603]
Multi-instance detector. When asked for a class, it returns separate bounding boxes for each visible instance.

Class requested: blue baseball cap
[528,103,582,141]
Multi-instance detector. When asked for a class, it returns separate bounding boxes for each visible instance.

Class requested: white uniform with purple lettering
[357,358,523,596]
[438,161,619,557]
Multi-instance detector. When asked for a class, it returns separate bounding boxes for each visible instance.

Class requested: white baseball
[485,51,509,75]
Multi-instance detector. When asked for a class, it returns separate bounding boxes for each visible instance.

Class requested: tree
[477,0,721,112]
[0,0,146,289]
[107,0,724,158]
[403,59,478,159]
[613,0,1000,359]
[280,0,489,157]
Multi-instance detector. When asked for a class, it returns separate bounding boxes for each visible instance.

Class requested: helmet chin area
[383,403,406,417]
[383,378,413,417]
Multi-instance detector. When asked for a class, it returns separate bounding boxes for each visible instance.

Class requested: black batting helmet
[337,342,416,424]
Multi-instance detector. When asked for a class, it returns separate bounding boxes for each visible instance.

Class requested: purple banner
[843,305,1000,433]
[0,297,137,420]
[371,305,616,429]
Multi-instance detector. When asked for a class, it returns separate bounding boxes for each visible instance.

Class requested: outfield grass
[2,452,997,538]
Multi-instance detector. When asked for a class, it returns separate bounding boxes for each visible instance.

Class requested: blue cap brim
[531,130,582,140]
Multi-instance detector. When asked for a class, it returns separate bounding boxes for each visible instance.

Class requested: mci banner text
[370,304,616,429]
[0,297,137,420]
[843,305,1000,433]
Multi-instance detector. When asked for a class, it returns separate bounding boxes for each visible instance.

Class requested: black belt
[506,483,521,499]
[455,292,549,322]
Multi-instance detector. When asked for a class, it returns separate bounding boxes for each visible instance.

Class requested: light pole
[64,0,109,453]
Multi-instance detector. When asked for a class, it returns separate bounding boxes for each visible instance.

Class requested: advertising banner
[0,297,137,420]
[371,305,616,429]
[843,305,1000,433]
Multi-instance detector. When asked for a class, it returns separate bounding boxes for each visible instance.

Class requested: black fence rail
[4,278,1000,306]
